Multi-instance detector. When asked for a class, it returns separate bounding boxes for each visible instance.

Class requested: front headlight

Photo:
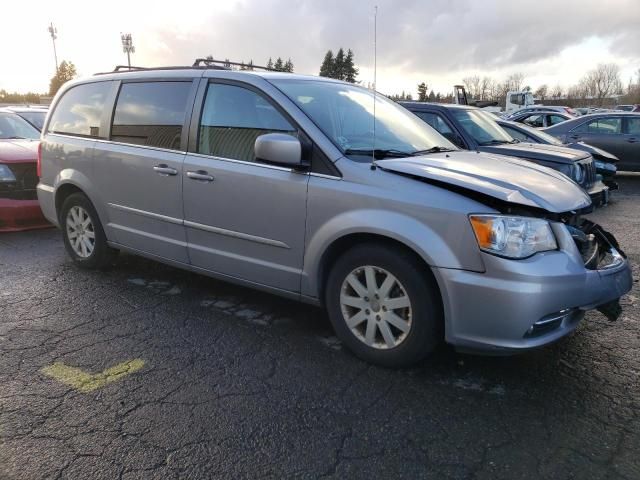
[0,164,16,183]
[571,163,585,184]
[594,160,616,173]
[469,215,557,259]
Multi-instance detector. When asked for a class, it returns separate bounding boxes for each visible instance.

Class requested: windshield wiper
[412,146,456,154]
[4,136,27,140]
[479,139,509,146]
[344,148,415,159]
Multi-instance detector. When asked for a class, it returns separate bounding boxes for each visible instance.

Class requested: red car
[0,110,50,232]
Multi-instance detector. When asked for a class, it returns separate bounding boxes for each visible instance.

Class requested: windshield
[15,111,47,131]
[452,109,514,145]
[271,79,456,159]
[0,112,41,140]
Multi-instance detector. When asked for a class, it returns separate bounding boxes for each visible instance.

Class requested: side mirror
[255,133,304,168]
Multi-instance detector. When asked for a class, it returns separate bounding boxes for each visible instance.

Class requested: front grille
[0,163,38,199]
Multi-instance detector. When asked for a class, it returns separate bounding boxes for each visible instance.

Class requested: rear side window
[523,114,544,128]
[548,115,566,126]
[111,82,191,150]
[48,82,111,138]
[576,117,622,134]
[198,83,295,162]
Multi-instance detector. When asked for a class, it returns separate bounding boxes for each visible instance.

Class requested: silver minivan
[37,62,632,366]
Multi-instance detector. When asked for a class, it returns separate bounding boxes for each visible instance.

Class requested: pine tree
[319,50,334,78]
[428,90,436,102]
[334,48,345,80]
[284,58,294,73]
[266,57,274,70]
[274,57,284,71]
[417,82,428,101]
[49,60,77,96]
[344,49,358,83]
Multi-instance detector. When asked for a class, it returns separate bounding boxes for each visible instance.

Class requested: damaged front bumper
[435,220,632,355]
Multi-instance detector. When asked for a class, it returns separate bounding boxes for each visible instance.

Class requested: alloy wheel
[339,265,413,349]
[66,206,95,258]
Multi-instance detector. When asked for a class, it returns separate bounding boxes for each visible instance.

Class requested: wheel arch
[314,232,445,310]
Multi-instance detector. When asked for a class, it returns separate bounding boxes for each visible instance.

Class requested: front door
[93,80,196,263]
[567,116,626,164]
[182,81,309,292]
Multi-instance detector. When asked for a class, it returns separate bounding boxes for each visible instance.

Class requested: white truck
[453,86,536,115]
[504,90,535,114]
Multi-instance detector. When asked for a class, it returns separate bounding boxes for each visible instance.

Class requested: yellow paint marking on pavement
[41,359,145,393]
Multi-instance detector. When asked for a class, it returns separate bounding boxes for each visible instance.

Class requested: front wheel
[325,244,443,367]
[60,193,117,269]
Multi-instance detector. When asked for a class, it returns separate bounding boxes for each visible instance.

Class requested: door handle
[186,170,214,182]
[628,138,638,143]
[569,134,580,140]
[153,164,178,176]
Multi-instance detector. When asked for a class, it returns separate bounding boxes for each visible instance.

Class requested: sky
[2,0,639,96]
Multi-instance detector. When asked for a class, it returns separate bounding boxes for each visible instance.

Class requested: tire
[59,192,117,269]
[325,243,443,367]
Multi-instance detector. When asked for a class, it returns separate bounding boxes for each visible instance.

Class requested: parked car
[544,113,640,172]
[400,102,608,205]
[509,111,574,128]
[5,106,48,131]
[504,106,577,119]
[0,110,50,231]
[615,105,640,113]
[37,63,631,366]
[497,119,619,189]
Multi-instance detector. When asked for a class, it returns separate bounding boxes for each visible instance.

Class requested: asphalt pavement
[1,175,639,479]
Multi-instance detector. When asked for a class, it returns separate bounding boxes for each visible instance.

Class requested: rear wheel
[60,193,117,269]
[325,244,443,367]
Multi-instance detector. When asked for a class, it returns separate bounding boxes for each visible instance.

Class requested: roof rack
[96,58,286,76]
[192,58,276,72]
[113,65,149,72]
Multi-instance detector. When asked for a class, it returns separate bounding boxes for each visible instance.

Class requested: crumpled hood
[377,150,592,213]
[0,139,38,163]
[566,142,619,163]
[480,142,591,164]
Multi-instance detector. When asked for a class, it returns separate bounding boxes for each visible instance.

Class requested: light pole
[120,33,135,68]
[48,22,58,73]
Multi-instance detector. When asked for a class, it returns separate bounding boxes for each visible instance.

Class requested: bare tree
[582,63,623,106]
[551,84,563,99]
[462,75,481,99]
[506,73,525,92]
[534,84,548,101]
[479,76,492,100]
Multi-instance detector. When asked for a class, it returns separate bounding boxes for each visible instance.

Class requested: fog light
[525,309,573,338]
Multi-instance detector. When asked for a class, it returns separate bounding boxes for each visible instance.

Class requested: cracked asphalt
[1,176,639,480]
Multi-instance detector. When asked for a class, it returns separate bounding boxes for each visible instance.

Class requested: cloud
[2,0,639,94]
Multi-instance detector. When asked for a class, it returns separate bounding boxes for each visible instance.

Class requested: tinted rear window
[48,82,111,138]
[111,82,191,150]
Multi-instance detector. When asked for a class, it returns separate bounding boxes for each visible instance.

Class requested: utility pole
[48,22,58,73]
[120,33,135,68]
